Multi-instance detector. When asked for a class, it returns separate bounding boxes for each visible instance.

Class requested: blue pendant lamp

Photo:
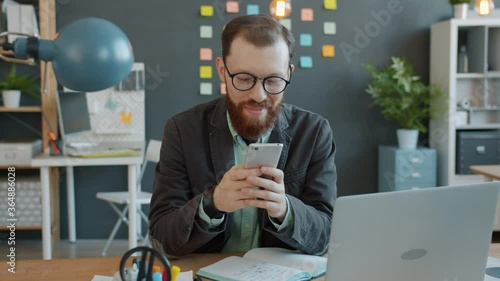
[2,17,134,92]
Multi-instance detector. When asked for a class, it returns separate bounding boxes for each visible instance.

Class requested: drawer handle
[411,172,421,178]
[410,157,422,164]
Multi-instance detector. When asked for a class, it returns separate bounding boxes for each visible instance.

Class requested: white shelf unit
[430,19,500,230]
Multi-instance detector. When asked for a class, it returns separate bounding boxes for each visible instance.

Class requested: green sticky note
[200,82,213,95]
[200,25,213,38]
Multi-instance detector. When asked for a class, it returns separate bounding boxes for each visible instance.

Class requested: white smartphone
[244,143,283,169]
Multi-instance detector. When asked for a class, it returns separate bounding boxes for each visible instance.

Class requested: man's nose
[248,80,267,103]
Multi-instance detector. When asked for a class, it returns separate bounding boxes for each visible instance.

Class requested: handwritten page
[243,247,327,277]
[197,256,311,281]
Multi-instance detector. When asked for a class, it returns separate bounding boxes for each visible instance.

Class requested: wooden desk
[470,165,500,181]
[5,245,500,281]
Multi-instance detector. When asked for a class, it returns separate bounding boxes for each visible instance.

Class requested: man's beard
[226,94,282,141]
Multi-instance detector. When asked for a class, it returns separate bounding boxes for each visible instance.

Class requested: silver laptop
[326,182,500,281]
[55,91,142,157]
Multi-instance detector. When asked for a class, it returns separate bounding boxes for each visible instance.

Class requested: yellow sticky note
[301,8,314,21]
[200,5,214,16]
[200,48,212,61]
[226,1,239,13]
[324,0,337,10]
[200,66,212,79]
[322,45,335,57]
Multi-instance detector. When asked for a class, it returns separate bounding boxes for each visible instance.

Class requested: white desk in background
[31,151,144,260]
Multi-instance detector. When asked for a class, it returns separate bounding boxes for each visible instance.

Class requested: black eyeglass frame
[223,59,292,95]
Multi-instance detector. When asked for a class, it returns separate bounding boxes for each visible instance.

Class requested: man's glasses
[224,61,292,95]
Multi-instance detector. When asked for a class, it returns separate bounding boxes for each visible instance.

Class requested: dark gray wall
[52,0,459,239]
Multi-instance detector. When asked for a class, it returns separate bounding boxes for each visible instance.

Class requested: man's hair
[221,15,295,61]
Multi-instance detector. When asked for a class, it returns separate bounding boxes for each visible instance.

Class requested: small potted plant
[449,0,472,19]
[364,57,444,149]
[0,65,39,108]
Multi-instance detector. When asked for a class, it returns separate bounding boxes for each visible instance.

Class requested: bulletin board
[64,62,146,144]
[196,0,338,96]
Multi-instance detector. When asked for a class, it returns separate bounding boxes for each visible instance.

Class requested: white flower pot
[2,90,21,108]
[454,3,469,19]
[397,129,419,150]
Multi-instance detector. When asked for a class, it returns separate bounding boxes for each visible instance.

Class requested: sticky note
[200,25,213,38]
[300,56,313,68]
[247,4,259,15]
[220,83,227,95]
[226,1,239,13]
[200,48,212,61]
[200,66,212,79]
[200,5,214,16]
[324,0,337,10]
[280,19,292,31]
[300,34,312,47]
[322,45,335,57]
[200,82,213,95]
[301,8,314,21]
[324,22,336,35]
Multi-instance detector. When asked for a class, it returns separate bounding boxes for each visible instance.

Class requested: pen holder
[119,246,171,281]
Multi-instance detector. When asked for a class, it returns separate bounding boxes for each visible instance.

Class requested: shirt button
[245,224,250,229]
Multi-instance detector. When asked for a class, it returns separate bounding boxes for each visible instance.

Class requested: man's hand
[212,164,262,213]
[241,167,288,222]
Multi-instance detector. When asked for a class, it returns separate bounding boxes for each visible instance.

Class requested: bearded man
[149,15,337,257]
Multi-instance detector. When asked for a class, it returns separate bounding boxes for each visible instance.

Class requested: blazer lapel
[268,105,291,171]
[209,98,235,184]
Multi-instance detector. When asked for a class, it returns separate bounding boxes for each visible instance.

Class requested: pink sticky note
[220,83,227,95]
[200,48,212,61]
[226,1,239,13]
[301,8,314,21]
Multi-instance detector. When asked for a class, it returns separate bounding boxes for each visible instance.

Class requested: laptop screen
[56,91,91,138]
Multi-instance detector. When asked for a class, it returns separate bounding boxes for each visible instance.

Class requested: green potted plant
[0,65,39,108]
[449,0,472,19]
[364,57,443,149]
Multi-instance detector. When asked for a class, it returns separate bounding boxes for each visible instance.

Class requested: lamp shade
[13,17,134,92]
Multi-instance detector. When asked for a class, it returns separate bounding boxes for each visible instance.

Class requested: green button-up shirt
[197,112,293,252]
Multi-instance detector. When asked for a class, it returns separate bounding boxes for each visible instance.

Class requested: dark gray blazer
[149,98,337,257]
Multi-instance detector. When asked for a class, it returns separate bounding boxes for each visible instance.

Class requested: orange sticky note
[120,111,132,124]
[200,66,212,79]
[200,48,212,61]
[220,82,227,95]
[200,5,214,16]
[226,1,239,13]
[301,8,314,21]
[322,45,335,57]
[324,0,337,10]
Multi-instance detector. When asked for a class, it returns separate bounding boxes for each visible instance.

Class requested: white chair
[96,139,162,256]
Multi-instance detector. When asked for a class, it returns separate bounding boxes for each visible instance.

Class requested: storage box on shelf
[378,146,437,192]
[430,18,500,187]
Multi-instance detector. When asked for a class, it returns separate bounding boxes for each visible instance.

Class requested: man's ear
[215,57,225,81]
[290,64,295,73]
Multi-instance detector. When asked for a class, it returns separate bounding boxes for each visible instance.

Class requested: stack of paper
[5,2,39,42]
